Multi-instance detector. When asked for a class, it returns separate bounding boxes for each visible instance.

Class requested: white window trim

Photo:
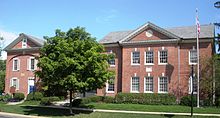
[10,77,19,90]
[144,51,154,65]
[12,58,20,71]
[158,50,168,65]
[188,76,197,94]
[144,76,154,93]
[105,80,115,93]
[189,50,197,65]
[158,77,168,93]
[28,77,35,94]
[28,57,36,71]
[130,77,140,93]
[131,52,140,66]
[22,38,27,48]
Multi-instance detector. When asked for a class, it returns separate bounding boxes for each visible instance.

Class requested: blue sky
[0,0,219,59]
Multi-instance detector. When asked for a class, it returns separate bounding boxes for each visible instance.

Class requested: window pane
[132,52,140,64]
[146,51,154,64]
[108,78,114,92]
[190,50,197,63]
[31,59,35,70]
[160,51,168,63]
[145,77,153,92]
[14,60,18,70]
[159,77,168,92]
[132,77,139,91]
[108,58,115,66]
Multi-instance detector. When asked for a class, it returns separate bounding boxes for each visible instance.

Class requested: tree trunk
[69,90,74,115]
[83,92,86,97]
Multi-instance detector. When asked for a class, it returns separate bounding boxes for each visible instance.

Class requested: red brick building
[4,22,215,99]
[97,22,214,99]
[4,33,43,96]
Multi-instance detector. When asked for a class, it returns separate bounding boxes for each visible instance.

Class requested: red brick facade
[4,33,42,97]
[97,23,214,99]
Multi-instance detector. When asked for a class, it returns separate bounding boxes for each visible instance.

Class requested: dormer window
[22,38,27,48]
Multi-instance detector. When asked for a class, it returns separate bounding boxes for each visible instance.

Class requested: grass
[0,101,219,117]
[87,103,220,114]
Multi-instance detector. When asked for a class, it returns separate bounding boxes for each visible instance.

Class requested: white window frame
[12,58,20,71]
[131,51,140,65]
[158,76,168,93]
[22,38,27,48]
[106,78,115,93]
[158,50,168,65]
[130,76,140,93]
[189,50,197,65]
[10,77,19,90]
[188,75,197,94]
[144,76,154,93]
[144,51,154,65]
[27,57,37,71]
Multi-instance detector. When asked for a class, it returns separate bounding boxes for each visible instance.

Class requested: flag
[196,9,200,35]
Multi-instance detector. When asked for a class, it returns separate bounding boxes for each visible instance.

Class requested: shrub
[40,96,60,105]
[115,93,176,105]
[0,94,12,102]
[72,98,82,107]
[13,93,25,101]
[216,97,220,107]
[26,92,43,101]
[103,96,115,103]
[180,95,196,106]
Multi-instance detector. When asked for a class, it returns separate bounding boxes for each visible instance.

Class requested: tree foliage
[36,26,114,96]
[0,60,6,93]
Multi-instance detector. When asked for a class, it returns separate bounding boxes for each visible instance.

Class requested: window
[189,50,197,65]
[189,75,197,94]
[22,38,27,48]
[131,52,140,65]
[158,76,168,93]
[145,76,153,92]
[108,58,115,66]
[13,58,20,71]
[131,77,140,92]
[10,77,19,90]
[159,50,168,64]
[106,78,114,93]
[145,51,154,65]
[28,57,37,71]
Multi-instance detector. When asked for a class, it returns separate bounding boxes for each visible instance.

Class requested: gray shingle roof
[166,24,214,39]
[99,30,133,44]
[4,33,44,51]
[99,23,214,44]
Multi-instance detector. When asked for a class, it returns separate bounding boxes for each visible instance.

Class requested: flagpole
[196,8,200,108]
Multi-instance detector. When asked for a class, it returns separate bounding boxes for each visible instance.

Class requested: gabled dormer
[119,22,180,43]
[4,33,44,52]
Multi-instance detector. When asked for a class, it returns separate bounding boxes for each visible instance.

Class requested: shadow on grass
[163,114,175,118]
[21,105,94,117]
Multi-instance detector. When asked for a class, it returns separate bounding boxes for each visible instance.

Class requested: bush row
[40,96,60,105]
[114,93,176,105]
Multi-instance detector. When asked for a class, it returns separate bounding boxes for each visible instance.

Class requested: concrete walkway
[41,105,220,117]
[0,112,47,118]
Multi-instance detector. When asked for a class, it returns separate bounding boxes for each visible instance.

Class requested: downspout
[177,38,182,103]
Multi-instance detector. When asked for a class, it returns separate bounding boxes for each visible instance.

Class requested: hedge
[40,96,60,105]
[0,94,12,102]
[115,93,176,105]
[180,95,196,106]
[13,93,25,101]
[26,92,43,101]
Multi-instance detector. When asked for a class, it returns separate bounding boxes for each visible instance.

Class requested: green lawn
[0,101,219,118]
[87,103,220,114]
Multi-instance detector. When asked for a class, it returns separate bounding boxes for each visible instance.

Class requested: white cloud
[0,29,18,60]
[96,9,118,24]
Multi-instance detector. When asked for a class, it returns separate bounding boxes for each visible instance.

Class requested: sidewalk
[41,105,220,117]
[0,112,47,118]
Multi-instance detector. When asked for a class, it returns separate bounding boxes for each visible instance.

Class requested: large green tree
[0,60,6,93]
[36,27,114,114]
